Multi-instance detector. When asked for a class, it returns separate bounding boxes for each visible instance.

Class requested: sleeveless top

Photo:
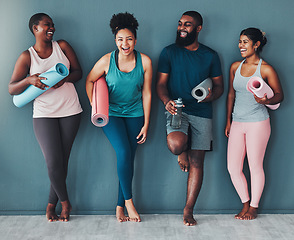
[232,59,269,122]
[28,41,82,118]
[106,50,144,117]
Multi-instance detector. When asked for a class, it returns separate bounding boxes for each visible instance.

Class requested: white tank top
[28,41,82,118]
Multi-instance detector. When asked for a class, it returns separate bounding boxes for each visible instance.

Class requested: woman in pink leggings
[225,28,283,220]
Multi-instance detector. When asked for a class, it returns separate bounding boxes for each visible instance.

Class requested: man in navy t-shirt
[156,11,224,226]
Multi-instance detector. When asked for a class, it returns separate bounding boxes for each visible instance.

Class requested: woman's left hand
[136,125,148,144]
[254,93,268,105]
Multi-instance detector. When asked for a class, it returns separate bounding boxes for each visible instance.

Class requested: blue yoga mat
[13,63,69,108]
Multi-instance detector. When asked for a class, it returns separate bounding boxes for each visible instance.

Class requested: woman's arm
[55,40,83,88]
[85,53,110,105]
[137,53,153,144]
[225,61,239,137]
[9,50,48,95]
[254,62,284,105]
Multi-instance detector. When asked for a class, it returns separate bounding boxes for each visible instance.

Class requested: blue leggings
[103,116,144,207]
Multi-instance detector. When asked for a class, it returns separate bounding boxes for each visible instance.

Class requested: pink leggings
[227,118,271,208]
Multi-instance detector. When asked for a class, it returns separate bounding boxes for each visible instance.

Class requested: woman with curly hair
[86,12,152,222]
[225,27,283,220]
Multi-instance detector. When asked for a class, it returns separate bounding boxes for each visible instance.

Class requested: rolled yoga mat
[246,76,280,110]
[91,76,109,127]
[191,78,212,102]
[13,63,69,108]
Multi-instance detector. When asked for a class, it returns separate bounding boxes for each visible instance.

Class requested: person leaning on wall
[225,27,283,220]
[156,10,224,226]
[85,12,152,222]
[9,13,83,222]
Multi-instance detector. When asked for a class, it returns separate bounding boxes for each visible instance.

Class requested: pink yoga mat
[246,76,280,110]
[91,76,109,127]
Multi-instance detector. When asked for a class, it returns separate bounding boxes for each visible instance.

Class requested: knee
[167,139,185,155]
[227,163,244,179]
[116,148,132,167]
[249,163,264,176]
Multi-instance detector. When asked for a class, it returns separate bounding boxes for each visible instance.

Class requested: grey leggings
[33,113,81,205]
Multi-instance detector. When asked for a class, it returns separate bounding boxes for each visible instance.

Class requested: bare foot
[240,206,258,220]
[116,206,129,222]
[60,200,72,222]
[235,201,250,219]
[178,152,189,172]
[183,207,197,226]
[46,203,59,222]
[125,199,141,222]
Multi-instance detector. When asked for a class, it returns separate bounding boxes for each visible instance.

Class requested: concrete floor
[0,214,294,240]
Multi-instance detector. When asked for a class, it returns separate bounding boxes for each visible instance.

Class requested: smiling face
[239,35,260,58]
[34,16,55,41]
[115,28,137,56]
[176,15,201,47]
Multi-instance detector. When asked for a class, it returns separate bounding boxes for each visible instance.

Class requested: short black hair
[29,13,51,34]
[110,12,139,39]
[240,27,267,54]
[182,11,203,26]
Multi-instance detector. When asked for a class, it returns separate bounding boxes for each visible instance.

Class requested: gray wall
[0,0,293,214]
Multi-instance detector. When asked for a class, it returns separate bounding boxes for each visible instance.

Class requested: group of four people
[9,10,283,225]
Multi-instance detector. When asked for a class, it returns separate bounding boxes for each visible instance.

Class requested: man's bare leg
[183,150,205,226]
[167,131,188,172]
[178,151,189,172]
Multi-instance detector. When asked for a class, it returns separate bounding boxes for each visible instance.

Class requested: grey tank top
[232,59,269,122]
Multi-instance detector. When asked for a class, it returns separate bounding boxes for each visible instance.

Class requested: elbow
[8,84,15,96]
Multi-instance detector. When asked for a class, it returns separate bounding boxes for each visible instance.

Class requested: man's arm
[156,72,177,115]
[201,75,224,102]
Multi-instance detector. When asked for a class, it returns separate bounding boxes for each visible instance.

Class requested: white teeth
[47,32,53,35]
[180,31,187,37]
[240,49,246,52]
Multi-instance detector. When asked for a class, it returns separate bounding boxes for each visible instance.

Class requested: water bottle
[170,98,183,129]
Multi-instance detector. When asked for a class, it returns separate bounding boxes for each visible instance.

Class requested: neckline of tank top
[31,41,56,60]
[239,58,262,78]
[114,49,138,74]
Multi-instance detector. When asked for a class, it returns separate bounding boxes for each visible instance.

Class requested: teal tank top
[232,59,269,122]
[106,50,144,117]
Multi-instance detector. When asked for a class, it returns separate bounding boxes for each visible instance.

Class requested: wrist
[163,99,171,106]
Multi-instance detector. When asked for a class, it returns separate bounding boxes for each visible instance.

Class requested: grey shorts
[166,111,213,151]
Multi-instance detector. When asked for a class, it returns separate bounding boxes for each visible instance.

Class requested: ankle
[61,200,71,210]
[46,203,56,211]
[184,206,194,213]
[125,199,135,207]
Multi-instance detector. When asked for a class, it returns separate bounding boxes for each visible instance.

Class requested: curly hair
[110,12,139,38]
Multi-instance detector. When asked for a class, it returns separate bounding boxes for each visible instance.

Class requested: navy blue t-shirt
[158,43,222,119]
